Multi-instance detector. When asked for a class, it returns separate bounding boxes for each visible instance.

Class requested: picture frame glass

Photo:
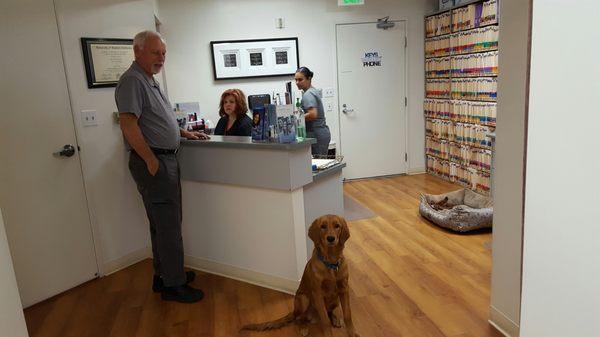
[210,38,299,80]
[81,38,134,88]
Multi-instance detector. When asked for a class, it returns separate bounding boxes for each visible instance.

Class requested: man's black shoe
[152,271,196,293]
[160,284,204,303]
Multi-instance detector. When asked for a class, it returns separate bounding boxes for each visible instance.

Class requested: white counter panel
[182,181,307,293]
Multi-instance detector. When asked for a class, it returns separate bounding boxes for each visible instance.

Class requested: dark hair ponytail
[296,66,314,80]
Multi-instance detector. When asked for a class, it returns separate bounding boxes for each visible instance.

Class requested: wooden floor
[24,174,502,337]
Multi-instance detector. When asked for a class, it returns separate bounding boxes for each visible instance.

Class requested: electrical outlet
[325,102,334,112]
[82,110,98,127]
[323,88,335,98]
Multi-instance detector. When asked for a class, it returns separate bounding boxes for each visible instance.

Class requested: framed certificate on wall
[81,38,134,88]
[210,37,299,80]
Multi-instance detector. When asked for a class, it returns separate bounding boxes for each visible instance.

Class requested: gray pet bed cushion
[419,189,493,232]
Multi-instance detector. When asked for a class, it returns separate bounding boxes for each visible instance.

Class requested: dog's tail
[239,312,295,331]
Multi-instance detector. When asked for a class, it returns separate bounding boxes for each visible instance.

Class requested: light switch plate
[323,88,335,98]
[82,110,98,127]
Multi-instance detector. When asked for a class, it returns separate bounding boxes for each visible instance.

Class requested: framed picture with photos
[210,37,299,80]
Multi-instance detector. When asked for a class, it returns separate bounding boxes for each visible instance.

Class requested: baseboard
[408,167,426,175]
[101,250,300,295]
[489,305,520,337]
[102,246,152,276]
[184,255,299,295]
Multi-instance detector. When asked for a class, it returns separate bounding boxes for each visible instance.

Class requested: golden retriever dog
[240,214,360,337]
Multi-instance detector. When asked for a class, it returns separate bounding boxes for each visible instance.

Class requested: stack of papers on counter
[311,159,337,170]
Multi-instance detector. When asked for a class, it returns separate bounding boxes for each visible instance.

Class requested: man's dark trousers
[128,151,186,287]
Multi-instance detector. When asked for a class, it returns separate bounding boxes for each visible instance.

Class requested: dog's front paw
[300,326,310,336]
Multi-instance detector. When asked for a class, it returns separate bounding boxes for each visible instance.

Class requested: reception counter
[178,136,344,294]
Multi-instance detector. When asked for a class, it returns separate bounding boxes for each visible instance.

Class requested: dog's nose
[327,236,335,243]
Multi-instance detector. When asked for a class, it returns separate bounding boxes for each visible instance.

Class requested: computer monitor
[248,94,271,111]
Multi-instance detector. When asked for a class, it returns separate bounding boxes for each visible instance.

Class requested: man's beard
[151,64,163,74]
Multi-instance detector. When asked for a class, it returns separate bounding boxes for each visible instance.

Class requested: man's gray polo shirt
[115,61,180,150]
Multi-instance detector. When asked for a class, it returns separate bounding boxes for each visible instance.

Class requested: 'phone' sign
[362,52,382,67]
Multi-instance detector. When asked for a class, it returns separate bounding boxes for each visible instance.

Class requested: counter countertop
[181,135,316,151]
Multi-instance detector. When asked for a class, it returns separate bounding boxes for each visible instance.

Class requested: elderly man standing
[115,31,207,303]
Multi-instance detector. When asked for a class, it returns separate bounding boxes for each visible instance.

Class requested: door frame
[334,20,410,178]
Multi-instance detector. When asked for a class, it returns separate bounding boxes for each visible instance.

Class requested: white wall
[520,1,600,336]
[157,0,437,173]
[53,0,158,273]
[0,209,29,337]
[489,0,530,335]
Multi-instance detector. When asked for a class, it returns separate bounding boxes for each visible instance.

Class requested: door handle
[342,104,354,114]
[53,144,76,158]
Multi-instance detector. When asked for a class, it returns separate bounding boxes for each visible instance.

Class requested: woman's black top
[213,114,252,136]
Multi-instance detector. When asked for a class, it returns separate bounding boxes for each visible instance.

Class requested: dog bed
[419,188,493,232]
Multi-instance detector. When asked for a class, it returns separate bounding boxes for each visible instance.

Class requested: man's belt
[150,147,178,155]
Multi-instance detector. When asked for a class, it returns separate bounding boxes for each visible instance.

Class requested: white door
[0,0,99,307]
[336,22,408,180]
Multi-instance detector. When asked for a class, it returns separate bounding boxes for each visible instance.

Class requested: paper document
[312,159,337,169]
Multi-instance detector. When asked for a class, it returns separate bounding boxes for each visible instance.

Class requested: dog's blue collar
[317,251,340,271]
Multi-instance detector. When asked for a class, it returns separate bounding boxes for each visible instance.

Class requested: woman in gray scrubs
[294,67,331,156]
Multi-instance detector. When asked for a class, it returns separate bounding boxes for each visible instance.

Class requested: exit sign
[339,0,365,6]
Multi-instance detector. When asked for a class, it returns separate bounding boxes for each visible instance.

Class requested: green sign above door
[338,0,365,6]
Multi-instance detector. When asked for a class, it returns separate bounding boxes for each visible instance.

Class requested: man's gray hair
[133,31,164,50]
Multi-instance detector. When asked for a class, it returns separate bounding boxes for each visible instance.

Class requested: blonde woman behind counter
[294,67,331,156]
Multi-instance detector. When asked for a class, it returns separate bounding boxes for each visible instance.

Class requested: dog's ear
[308,217,322,244]
[338,216,350,245]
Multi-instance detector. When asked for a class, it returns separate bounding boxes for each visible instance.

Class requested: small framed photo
[210,37,299,80]
[81,38,134,88]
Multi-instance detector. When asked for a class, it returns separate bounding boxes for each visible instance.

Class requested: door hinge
[405,153,408,162]
[405,97,407,106]
[405,36,407,48]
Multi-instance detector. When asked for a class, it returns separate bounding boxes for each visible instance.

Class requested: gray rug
[343,195,376,222]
